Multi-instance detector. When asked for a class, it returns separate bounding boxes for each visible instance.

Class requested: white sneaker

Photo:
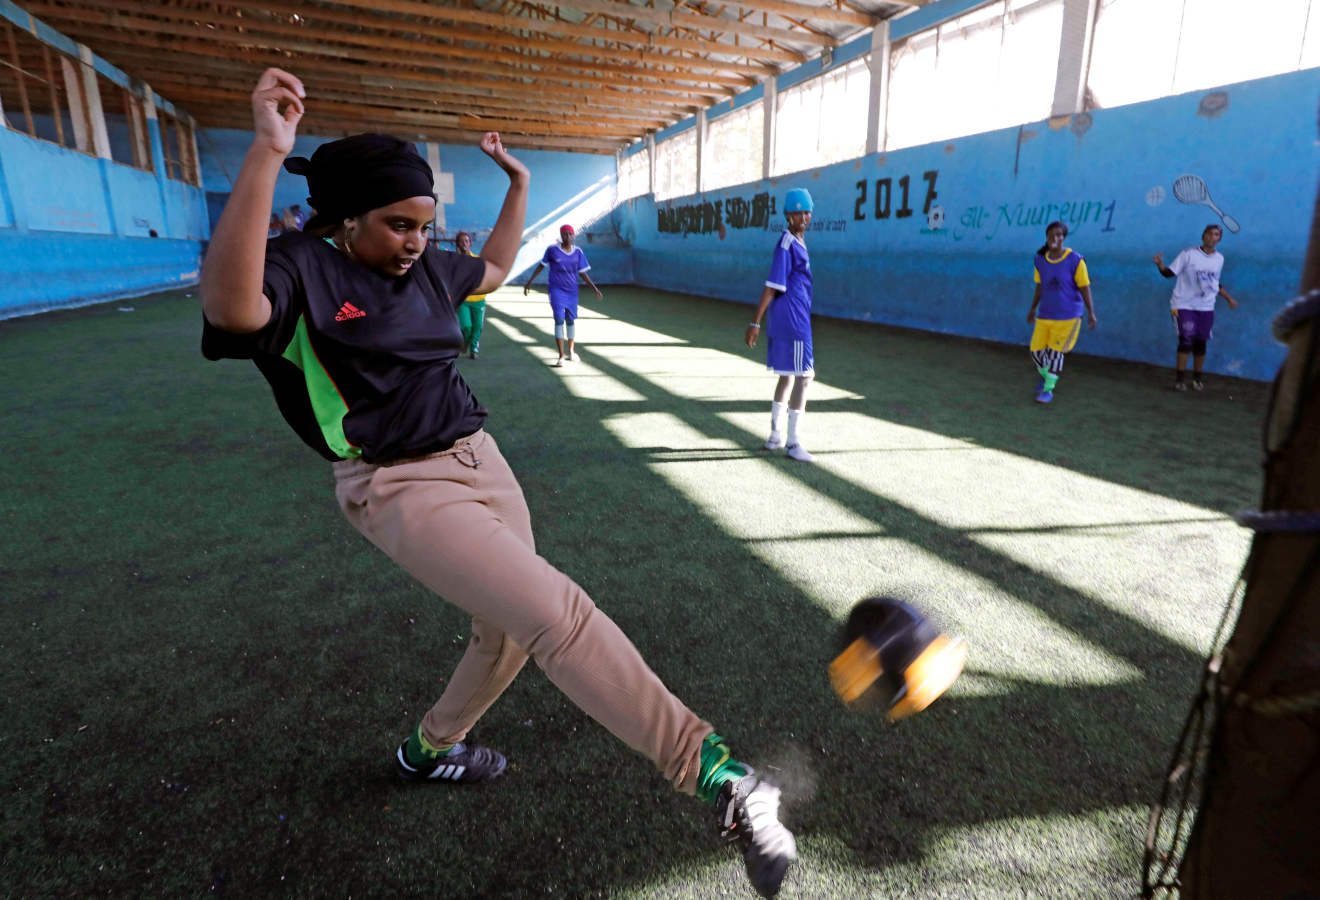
[553,357,565,368]
[764,431,785,450]
[785,443,815,463]
[569,351,581,362]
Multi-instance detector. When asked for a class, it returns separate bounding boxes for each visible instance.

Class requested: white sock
[787,409,803,445]
[770,401,784,434]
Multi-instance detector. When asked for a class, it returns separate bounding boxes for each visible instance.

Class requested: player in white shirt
[1152,224,1239,391]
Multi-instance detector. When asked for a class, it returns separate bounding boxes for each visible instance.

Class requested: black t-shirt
[202,232,488,464]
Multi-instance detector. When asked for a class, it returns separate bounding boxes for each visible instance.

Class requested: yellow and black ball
[828,597,967,720]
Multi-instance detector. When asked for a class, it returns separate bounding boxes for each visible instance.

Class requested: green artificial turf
[0,284,1267,897]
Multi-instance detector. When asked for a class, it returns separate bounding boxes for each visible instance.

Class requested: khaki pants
[333,429,711,793]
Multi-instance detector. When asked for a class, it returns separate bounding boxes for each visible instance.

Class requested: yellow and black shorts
[1029,317,1081,353]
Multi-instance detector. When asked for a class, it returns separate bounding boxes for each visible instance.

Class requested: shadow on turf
[1,288,1238,897]
[587,287,1270,520]
[458,302,1222,889]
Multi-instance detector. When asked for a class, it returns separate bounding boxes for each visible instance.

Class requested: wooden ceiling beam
[137,68,671,127]
[144,73,671,131]
[160,82,643,138]
[764,12,835,40]
[245,0,780,80]
[79,42,684,117]
[540,0,837,47]
[28,1,752,94]
[720,0,876,27]
[29,6,734,102]
[201,110,625,154]
[319,0,807,64]
[67,30,702,115]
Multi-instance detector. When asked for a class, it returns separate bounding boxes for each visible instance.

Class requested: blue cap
[784,188,813,213]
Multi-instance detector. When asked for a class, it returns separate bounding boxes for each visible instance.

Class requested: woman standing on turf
[1153,224,1238,392]
[523,224,602,367]
[746,188,817,462]
[454,231,487,359]
[200,68,794,899]
[1025,221,1097,404]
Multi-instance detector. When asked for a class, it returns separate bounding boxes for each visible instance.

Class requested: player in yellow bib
[1025,221,1097,404]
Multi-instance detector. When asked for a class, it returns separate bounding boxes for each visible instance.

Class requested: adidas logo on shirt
[334,301,366,321]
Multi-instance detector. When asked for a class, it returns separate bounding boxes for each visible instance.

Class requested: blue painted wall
[199,127,630,283]
[0,2,209,319]
[0,125,209,318]
[617,68,1320,382]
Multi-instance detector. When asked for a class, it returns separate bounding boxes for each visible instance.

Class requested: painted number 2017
[854,171,939,221]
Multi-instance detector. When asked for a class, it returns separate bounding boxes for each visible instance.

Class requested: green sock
[1043,372,1059,391]
[403,725,454,767]
[1037,365,1050,380]
[696,732,750,805]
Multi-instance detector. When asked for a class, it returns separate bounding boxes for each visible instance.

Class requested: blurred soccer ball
[828,597,967,721]
[926,205,946,230]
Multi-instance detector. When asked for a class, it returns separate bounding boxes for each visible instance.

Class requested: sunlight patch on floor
[489,295,1244,666]
[484,302,649,401]
[604,411,1144,688]
[482,315,538,344]
[794,810,1143,895]
[590,338,861,402]
[723,409,1249,656]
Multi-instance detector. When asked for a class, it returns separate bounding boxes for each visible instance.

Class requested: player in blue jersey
[745,188,817,462]
[1025,221,1097,404]
[524,224,603,367]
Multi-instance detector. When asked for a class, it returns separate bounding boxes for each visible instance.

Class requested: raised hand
[480,132,530,180]
[251,68,305,155]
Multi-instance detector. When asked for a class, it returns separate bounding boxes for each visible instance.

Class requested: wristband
[748,322,761,328]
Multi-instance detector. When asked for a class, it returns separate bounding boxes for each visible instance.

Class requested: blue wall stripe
[778,31,874,91]
[889,0,998,41]
[706,83,767,122]
[653,117,697,143]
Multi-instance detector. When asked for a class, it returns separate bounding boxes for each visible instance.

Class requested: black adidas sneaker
[394,741,507,784]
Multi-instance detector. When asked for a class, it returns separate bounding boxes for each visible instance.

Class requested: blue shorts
[550,302,578,324]
[766,335,814,376]
[1175,309,1214,350]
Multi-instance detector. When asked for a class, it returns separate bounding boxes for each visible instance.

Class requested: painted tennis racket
[1172,174,1240,233]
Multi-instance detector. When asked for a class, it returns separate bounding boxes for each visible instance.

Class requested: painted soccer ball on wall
[926,205,946,230]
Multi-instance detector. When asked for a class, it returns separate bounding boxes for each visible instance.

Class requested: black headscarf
[284,134,435,232]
